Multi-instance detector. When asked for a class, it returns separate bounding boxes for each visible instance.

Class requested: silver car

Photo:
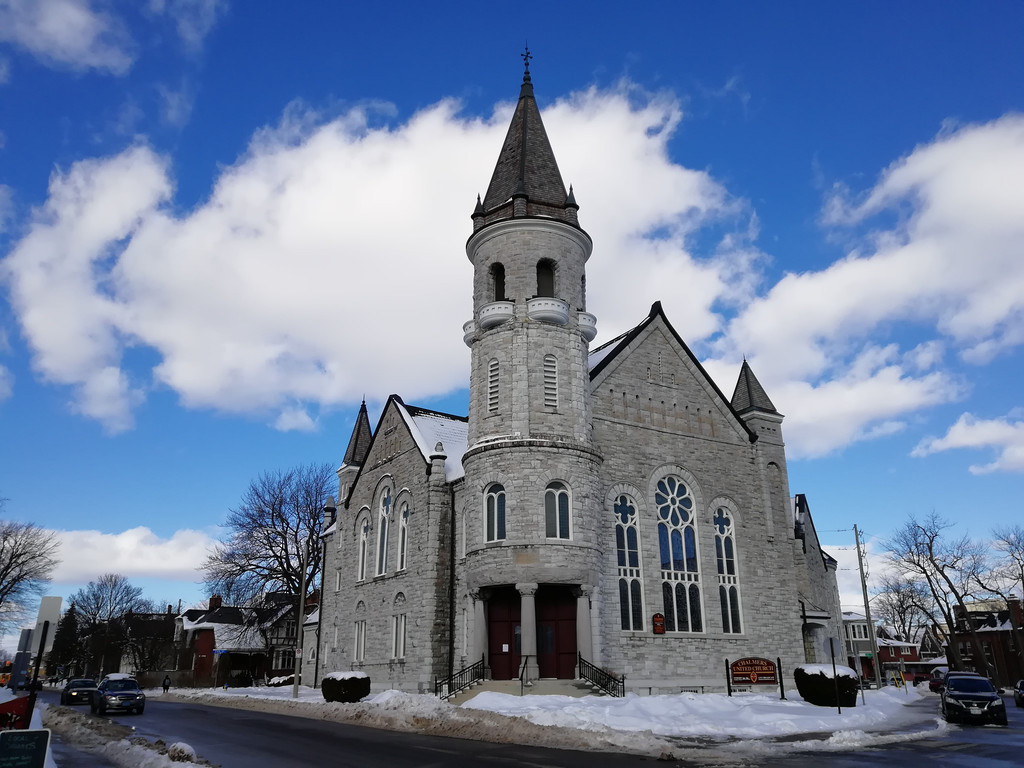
[90,675,146,715]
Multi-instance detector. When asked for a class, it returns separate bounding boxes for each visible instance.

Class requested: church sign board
[730,657,778,685]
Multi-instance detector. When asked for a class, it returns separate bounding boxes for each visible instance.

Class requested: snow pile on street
[40,704,209,767]
[464,685,929,741]
[157,681,937,757]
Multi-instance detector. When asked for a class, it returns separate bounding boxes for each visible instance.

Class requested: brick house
[951,597,1024,687]
[314,60,843,695]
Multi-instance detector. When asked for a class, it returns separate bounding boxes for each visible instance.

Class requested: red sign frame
[730,657,778,684]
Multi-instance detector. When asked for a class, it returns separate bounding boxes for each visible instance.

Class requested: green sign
[0,728,50,768]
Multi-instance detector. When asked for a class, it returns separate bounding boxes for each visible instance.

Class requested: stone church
[314,61,842,695]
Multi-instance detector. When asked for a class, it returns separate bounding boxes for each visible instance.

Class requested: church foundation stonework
[317,56,843,696]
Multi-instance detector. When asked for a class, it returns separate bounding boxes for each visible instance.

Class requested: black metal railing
[435,654,485,699]
[519,654,533,696]
[578,652,625,697]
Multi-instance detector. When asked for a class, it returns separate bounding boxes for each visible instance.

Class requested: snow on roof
[875,637,918,648]
[303,609,319,626]
[395,401,468,482]
[587,341,619,371]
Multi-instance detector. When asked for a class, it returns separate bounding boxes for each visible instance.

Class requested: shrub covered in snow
[794,664,859,708]
[267,674,294,687]
[322,671,370,703]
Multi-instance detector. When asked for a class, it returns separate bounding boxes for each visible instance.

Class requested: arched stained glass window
[655,475,702,633]
[545,482,571,539]
[397,503,410,571]
[613,495,644,631]
[376,488,391,576]
[714,506,742,633]
[356,518,370,581]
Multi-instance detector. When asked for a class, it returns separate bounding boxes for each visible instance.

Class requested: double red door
[536,585,577,679]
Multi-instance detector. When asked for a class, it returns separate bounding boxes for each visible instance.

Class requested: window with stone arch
[545,481,571,539]
[485,483,506,542]
[397,502,410,571]
[613,494,644,631]
[491,262,506,302]
[356,516,370,582]
[376,487,392,576]
[714,505,743,633]
[655,474,703,632]
[536,259,555,297]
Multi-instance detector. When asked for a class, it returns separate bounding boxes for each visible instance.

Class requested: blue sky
[1,2,1023,643]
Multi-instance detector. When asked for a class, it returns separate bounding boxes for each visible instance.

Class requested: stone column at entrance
[471,590,487,669]
[517,582,538,682]
[576,585,594,662]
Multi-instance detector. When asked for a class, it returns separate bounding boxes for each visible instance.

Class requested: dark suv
[90,675,146,715]
[940,674,1007,726]
[1014,679,1024,708]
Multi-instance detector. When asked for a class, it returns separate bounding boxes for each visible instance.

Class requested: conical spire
[475,48,577,227]
[342,400,373,466]
[730,360,778,415]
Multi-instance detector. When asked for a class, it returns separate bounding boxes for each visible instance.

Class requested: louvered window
[543,355,557,409]
[488,359,499,413]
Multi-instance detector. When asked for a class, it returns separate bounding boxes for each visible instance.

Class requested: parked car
[940,674,1007,726]
[60,678,97,705]
[1014,679,1024,708]
[90,674,146,715]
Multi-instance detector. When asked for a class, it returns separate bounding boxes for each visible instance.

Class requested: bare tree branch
[0,510,60,636]
[202,463,333,605]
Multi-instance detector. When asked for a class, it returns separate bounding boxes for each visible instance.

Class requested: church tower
[460,53,603,681]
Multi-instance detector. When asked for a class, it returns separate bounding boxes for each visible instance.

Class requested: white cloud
[0,0,135,74]
[149,0,227,51]
[157,80,193,128]
[3,86,1022,467]
[708,115,1024,457]
[912,412,1024,474]
[1,85,742,431]
[273,406,316,433]
[50,526,214,583]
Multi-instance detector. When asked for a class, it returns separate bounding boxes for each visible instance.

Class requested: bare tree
[70,574,149,677]
[884,512,993,676]
[202,463,334,605]
[874,573,934,642]
[0,504,61,635]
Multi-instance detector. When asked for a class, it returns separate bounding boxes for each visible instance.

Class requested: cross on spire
[522,45,532,83]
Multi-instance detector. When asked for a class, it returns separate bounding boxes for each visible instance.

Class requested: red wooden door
[536,586,577,679]
[487,588,521,680]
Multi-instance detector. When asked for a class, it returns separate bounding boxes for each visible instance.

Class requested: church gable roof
[393,400,468,482]
[731,360,778,415]
[589,302,757,443]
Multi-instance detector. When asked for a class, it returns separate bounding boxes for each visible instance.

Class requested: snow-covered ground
[25,680,944,766]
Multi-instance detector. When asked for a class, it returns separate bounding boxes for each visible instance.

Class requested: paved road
[34,688,1024,767]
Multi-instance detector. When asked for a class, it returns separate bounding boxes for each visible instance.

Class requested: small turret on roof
[730,360,779,416]
[473,48,579,230]
[342,400,373,466]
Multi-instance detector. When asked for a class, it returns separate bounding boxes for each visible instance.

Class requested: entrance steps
[450,678,608,705]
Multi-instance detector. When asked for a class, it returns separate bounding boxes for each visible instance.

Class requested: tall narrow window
[614,495,644,631]
[485,484,506,542]
[392,613,407,658]
[656,475,702,632]
[545,481,571,539]
[356,519,370,581]
[376,489,391,576]
[392,593,407,659]
[543,355,558,409]
[714,507,742,633]
[491,262,506,301]
[354,619,366,661]
[537,259,555,297]
[488,359,499,413]
[397,503,410,571]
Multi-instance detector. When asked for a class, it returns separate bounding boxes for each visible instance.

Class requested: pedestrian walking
[162,675,170,693]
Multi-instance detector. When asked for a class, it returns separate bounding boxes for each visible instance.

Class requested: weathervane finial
[522,44,532,83]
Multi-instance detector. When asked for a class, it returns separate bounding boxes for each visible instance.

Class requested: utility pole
[292,553,307,700]
[854,524,883,689]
